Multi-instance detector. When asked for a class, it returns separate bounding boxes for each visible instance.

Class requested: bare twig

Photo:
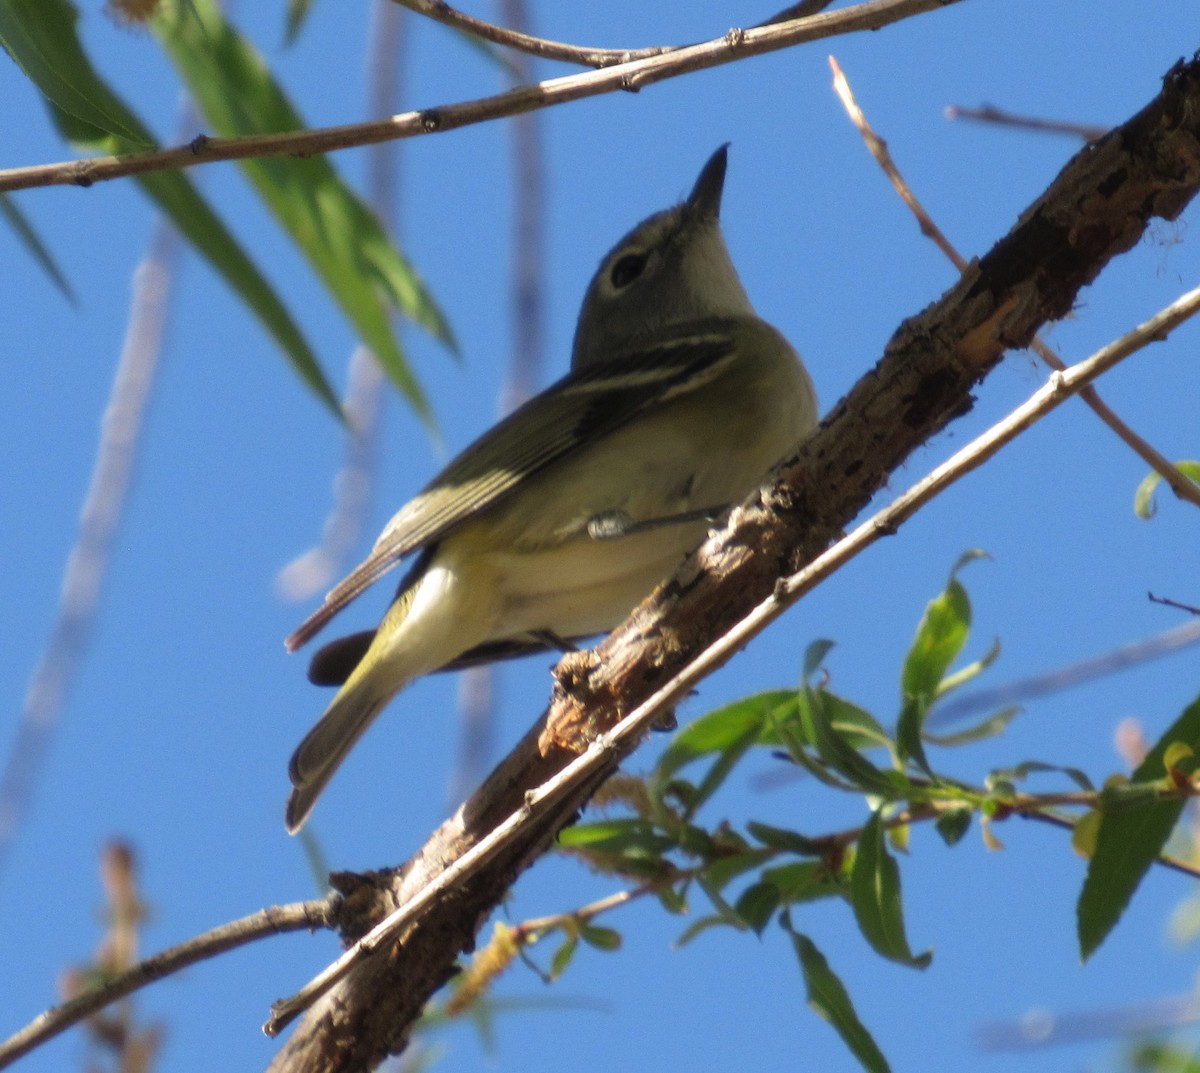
[0,0,964,195]
[392,0,841,66]
[977,991,1200,1051]
[829,56,1200,511]
[1019,810,1200,879]
[275,0,406,602]
[0,215,179,873]
[451,0,548,800]
[0,898,335,1069]
[931,617,1200,726]
[388,0,664,66]
[58,843,161,1073]
[947,103,1108,143]
[1149,593,1200,615]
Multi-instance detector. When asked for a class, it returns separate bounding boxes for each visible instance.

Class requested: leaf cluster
[1,0,455,416]
[499,555,1200,1073]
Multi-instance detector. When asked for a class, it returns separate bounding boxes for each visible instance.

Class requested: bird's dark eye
[610,251,648,289]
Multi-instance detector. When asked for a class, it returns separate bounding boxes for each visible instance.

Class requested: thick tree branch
[266,53,1200,1073]
[829,56,1200,510]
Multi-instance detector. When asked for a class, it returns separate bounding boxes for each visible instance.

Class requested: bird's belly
[487,521,709,638]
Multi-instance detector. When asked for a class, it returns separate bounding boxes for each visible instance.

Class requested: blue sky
[2,2,1199,1071]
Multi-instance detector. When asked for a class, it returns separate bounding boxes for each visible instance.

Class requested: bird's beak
[687,143,730,220]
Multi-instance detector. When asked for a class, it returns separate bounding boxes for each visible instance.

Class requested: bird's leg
[529,629,580,653]
[586,505,729,542]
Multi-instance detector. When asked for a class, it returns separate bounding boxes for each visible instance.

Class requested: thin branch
[451,0,548,800]
[829,55,1200,511]
[946,103,1108,143]
[0,898,335,1070]
[388,0,663,66]
[512,886,643,939]
[1149,593,1200,615]
[0,215,179,873]
[59,843,161,1073]
[391,0,841,67]
[0,0,964,195]
[931,617,1200,726]
[1018,810,1200,879]
[275,0,406,602]
[979,992,1200,1051]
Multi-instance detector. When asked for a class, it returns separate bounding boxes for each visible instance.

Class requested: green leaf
[654,694,777,791]
[0,0,148,143]
[548,935,577,980]
[935,636,1002,697]
[895,698,934,776]
[782,917,892,1073]
[803,638,837,678]
[0,192,75,303]
[849,809,931,968]
[283,0,315,45]
[1004,759,1094,793]
[657,887,688,915]
[3,0,339,411]
[685,723,761,820]
[1078,692,1200,961]
[1129,1040,1200,1073]
[934,808,972,847]
[578,925,622,952]
[138,168,341,411]
[799,687,899,796]
[1072,809,1100,858]
[694,874,747,930]
[746,821,825,857]
[735,882,781,934]
[556,819,673,856]
[923,706,1019,748]
[698,848,774,892]
[902,569,975,698]
[674,913,732,948]
[898,556,985,772]
[1134,460,1200,519]
[825,692,894,753]
[154,0,455,417]
[762,861,846,905]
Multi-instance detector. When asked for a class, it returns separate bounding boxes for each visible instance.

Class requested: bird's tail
[285,674,393,834]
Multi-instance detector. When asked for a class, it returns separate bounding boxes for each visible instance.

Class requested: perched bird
[284,145,818,833]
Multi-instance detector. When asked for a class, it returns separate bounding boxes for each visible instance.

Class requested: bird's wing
[285,328,739,651]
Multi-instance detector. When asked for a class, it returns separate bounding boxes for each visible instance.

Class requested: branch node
[70,161,95,188]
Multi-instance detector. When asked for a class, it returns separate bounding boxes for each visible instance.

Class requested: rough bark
[269,52,1200,1073]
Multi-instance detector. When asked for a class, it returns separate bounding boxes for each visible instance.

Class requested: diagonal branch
[265,52,1200,1073]
[829,55,1200,510]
